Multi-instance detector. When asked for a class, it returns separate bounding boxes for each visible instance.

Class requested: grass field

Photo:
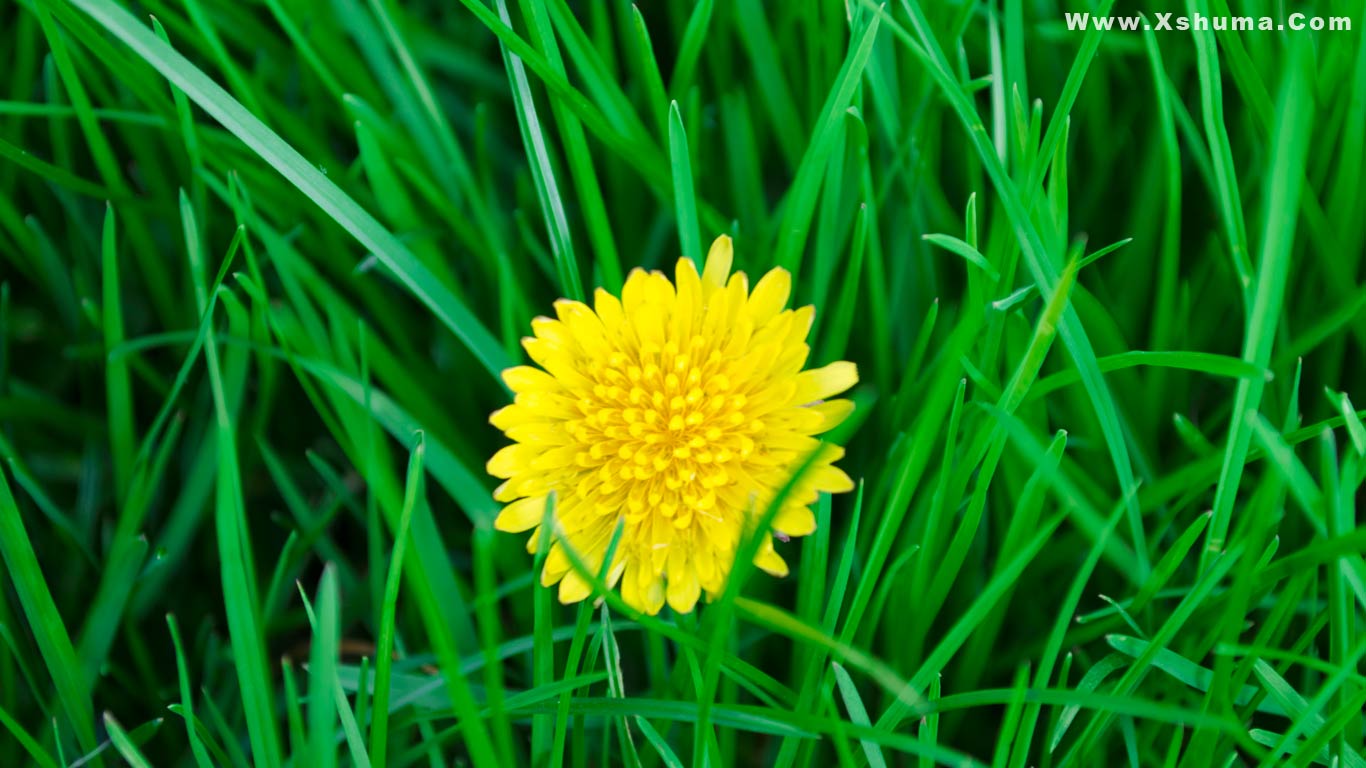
[2,0,1365,765]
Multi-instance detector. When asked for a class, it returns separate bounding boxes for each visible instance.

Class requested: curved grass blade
[64,0,514,379]
[371,436,425,767]
[0,464,100,763]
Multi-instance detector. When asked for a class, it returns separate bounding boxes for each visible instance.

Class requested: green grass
[2,0,1365,765]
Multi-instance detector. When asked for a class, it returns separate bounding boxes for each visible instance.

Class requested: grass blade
[0,464,99,762]
[65,0,514,378]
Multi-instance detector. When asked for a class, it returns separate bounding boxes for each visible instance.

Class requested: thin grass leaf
[832,662,887,768]
[65,0,514,377]
[1205,37,1315,566]
[0,464,100,762]
[371,436,425,767]
[668,100,701,264]
[922,232,1000,281]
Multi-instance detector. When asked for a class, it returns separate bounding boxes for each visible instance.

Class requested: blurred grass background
[1,0,1365,765]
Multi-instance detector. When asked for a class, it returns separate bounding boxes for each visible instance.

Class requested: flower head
[488,235,857,614]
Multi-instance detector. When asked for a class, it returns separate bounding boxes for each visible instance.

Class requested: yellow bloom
[487,235,857,615]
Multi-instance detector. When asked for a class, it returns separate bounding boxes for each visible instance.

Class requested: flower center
[566,337,759,525]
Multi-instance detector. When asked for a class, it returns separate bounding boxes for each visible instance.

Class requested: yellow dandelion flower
[487,235,857,615]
